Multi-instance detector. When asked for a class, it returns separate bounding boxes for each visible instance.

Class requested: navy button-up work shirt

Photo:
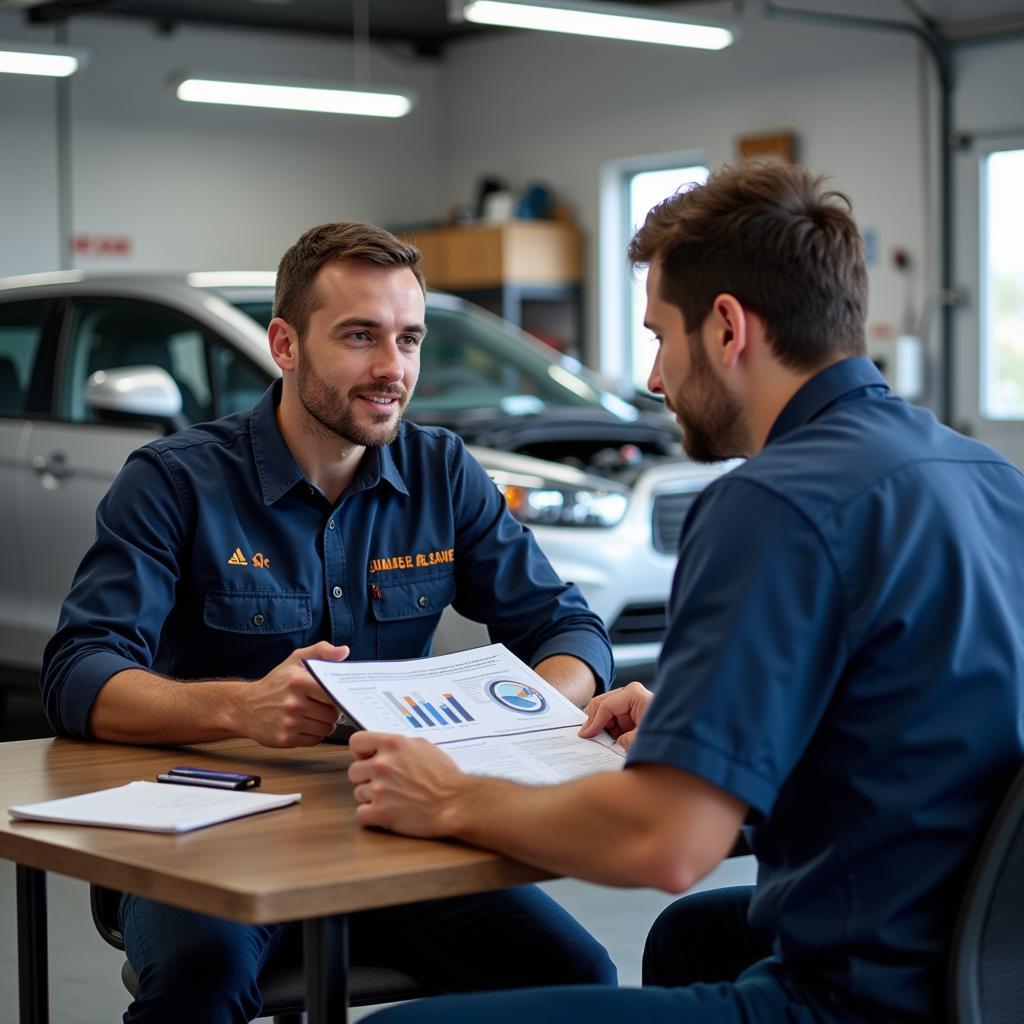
[42,381,612,737]
[628,357,1024,1022]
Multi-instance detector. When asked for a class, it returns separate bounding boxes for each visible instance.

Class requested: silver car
[0,271,732,692]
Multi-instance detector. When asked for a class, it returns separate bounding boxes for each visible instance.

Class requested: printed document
[305,643,626,785]
[9,781,301,833]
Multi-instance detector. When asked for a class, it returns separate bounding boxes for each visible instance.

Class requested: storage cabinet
[405,222,583,356]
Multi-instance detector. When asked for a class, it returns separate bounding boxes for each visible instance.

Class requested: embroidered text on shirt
[368,548,455,574]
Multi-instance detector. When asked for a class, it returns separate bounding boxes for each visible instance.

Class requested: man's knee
[643,886,759,988]
[499,886,617,985]
[121,897,270,1023]
[565,937,617,985]
[129,940,263,1023]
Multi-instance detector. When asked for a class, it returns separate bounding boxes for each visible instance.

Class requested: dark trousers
[365,886,836,1024]
[120,884,616,1024]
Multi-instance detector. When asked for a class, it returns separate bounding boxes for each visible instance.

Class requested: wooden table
[0,737,552,1024]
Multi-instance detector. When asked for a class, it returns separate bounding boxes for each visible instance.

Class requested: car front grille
[651,491,698,554]
[608,602,668,645]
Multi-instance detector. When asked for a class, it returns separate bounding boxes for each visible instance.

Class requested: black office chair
[90,884,426,1023]
[948,763,1024,1023]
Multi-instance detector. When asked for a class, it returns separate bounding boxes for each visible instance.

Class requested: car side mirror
[85,366,187,434]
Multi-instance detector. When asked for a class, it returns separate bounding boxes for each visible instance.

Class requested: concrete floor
[0,689,757,1023]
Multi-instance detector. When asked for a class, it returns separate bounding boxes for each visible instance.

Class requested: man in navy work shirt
[41,222,615,1024]
[347,163,1024,1024]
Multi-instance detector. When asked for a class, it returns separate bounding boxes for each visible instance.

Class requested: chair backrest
[948,763,1024,1024]
[90,884,125,949]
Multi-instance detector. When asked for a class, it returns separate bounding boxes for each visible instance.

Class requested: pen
[155,773,256,791]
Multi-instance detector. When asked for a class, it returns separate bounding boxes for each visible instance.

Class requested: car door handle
[32,452,74,480]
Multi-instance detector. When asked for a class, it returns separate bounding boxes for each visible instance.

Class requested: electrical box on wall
[868,335,926,401]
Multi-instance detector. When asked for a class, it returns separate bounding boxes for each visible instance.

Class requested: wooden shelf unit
[405,221,584,356]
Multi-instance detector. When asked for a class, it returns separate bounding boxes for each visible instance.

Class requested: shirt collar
[348,437,410,498]
[765,355,890,446]
[250,380,410,506]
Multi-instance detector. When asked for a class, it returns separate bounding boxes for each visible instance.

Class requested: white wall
[439,7,935,390]
[0,15,63,274]
[0,11,445,275]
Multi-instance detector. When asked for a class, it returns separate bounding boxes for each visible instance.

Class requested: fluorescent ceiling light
[458,0,733,49]
[175,75,415,118]
[0,40,87,77]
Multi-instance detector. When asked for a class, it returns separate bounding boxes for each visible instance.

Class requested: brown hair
[628,163,867,371]
[273,222,424,337]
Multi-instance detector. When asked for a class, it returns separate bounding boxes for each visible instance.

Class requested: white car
[0,271,733,692]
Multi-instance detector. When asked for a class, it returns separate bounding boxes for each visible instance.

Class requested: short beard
[669,333,746,463]
[296,348,410,449]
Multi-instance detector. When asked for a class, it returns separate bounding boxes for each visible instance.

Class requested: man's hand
[235,641,350,748]
[348,731,466,837]
[578,680,654,751]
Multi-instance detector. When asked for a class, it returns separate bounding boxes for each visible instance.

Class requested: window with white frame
[981,148,1024,419]
[627,164,708,390]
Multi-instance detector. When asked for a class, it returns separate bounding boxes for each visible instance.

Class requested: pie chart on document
[486,679,548,715]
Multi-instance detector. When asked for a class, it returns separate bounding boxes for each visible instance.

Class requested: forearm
[533,654,598,708]
[438,766,742,891]
[88,669,247,744]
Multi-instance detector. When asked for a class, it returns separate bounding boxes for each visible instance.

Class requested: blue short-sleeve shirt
[42,381,612,736]
[627,356,1024,1021]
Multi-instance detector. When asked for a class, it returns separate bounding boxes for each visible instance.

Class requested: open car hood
[412,407,683,481]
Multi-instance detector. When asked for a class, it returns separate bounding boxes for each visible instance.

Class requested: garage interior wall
[0,10,446,274]
[439,10,934,373]
[0,7,1022,452]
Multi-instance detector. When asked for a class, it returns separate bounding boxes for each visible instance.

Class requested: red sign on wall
[71,234,133,257]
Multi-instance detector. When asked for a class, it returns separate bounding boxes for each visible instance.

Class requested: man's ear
[268,317,298,373]
[708,294,748,370]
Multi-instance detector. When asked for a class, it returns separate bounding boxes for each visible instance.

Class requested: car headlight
[490,472,629,528]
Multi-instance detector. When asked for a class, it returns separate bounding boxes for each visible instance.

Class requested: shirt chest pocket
[203,590,313,635]
[369,571,456,658]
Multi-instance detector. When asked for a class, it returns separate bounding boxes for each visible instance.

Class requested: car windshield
[218,289,637,422]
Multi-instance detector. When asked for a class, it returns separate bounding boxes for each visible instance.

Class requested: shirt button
[417,595,428,608]
[252,613,265,626]
[332,586,343,599]
[328,519,335,530]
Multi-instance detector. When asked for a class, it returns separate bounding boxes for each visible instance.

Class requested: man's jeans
[120,884,616,1023]
[365,887,845,1024]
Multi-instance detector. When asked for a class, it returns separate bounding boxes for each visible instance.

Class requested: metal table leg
[16,865,48,1024]
[304,912,348,1024]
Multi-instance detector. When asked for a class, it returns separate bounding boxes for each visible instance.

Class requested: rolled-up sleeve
[40,448,190,738]
[447,438,613,690]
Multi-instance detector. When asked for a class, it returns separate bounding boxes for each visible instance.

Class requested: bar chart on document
[304,644,583,742]
[378,688,477,731]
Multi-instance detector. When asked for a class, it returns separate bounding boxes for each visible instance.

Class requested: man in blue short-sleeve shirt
[347,165,1024,1024]
[41,222,616,1024]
